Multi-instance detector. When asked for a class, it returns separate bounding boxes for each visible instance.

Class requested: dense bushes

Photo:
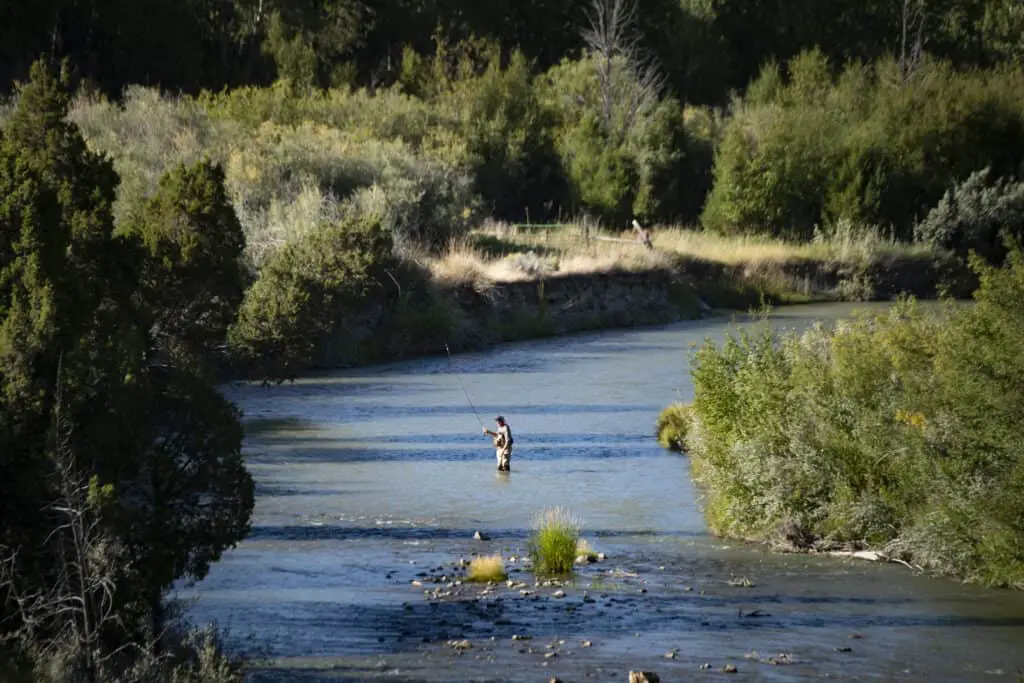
[542,54,711,226]
[702,52,1024,239]
[123,160,246,368]
[914,168,1024,263]
[683,249,1024,586]
[228,214,395,380]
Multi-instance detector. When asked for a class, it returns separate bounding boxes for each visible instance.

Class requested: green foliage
[657,403,694,452]
[528,507,581,575]
[431,45,567,222]
[0,59,141,561]
[229,214,394,380]
[0,60,253,675]
[686,249,1024,585]
[124,160,246,369]
[541,55,710,226]
[703,52,1024,239]
[914,167,1024,263]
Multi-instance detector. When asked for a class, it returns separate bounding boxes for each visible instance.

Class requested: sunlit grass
[420,221,936,286]
[657,403,694,452]
[530,507,582,575]
[467,554,507,583]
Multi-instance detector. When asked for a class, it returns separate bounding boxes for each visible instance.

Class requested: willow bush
[702,51,1024,239]
[684,247,1024,587]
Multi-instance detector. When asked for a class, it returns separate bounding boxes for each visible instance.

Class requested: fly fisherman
[483,416,513,472]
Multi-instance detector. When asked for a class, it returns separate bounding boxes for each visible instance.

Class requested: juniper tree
[123,159,247,373]
[0,59,253,673]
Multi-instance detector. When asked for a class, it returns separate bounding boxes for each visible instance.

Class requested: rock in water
[628,672,660,683]
[473,531,490,541]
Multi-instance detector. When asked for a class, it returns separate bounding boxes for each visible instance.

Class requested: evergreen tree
[0,60,253,672]
[124,160,247,372]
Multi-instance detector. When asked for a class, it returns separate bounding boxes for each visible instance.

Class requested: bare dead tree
[581,0,667,141]
[898,0,928,84]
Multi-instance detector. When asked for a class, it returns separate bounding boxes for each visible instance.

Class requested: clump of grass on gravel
[467,555,508,583]
[529,507,582,575]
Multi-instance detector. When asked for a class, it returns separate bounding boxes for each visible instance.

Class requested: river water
[186,303,1024,681]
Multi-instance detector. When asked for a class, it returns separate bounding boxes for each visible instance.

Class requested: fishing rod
[444,342,484,429]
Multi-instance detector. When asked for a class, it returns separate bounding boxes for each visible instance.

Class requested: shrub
[431,45,568,222]
[541,55,710,226]
[683,248,1024,586]
[70,87,481,262]
[656,403,694,452]
[467,555,508,583]
[228,214,394,380]
[702,53,1024,239]
[123,159,246,369]
[914,167,1024,263]
[529,507,581,575]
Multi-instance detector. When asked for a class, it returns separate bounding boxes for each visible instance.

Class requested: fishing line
[444,342,484,429]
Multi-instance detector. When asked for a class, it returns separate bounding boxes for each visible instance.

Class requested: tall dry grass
[420,220,934,287]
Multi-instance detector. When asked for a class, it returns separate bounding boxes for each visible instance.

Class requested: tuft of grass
[657,403,694,452]
[467,555,507,583]
[529,507,582,575]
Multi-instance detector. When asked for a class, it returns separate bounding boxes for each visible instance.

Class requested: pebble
[512,634,532,641]
[448,640,472,650]
[699,663,711,670]
[722,664,738,673]
[664,650,677,659]
[553,590,566,599]
[581,640,593,648]
[473,531,490,541]
[835,646,853,653]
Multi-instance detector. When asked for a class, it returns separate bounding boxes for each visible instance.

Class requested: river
[185,303,1024,681]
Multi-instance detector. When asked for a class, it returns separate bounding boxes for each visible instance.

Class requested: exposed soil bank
[321,252,974,368]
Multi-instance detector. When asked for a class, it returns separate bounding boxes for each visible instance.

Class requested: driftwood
[828,550,923,572]
[593,235,645,245]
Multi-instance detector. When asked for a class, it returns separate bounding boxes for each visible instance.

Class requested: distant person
[483,416,513,472]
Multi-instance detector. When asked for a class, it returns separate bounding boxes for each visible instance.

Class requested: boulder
[628,672,660,683]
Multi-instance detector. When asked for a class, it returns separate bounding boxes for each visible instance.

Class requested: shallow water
[185,303,1024,681]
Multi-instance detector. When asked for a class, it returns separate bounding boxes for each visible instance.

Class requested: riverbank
[303,231,974,369]
[661,250,1024,589]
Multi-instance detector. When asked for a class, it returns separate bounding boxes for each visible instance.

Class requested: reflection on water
[185,303,1024,681]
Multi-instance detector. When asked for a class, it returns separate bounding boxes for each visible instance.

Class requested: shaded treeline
[3,0,1024,104]
[0,61,251,682]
